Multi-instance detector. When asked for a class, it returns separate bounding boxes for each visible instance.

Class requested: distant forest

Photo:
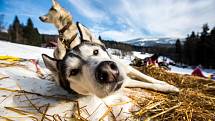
[143,24,215,69]
[0,15,144,52]
[0,15,215,68]
[0,15,46,46]
[175,24,215,68]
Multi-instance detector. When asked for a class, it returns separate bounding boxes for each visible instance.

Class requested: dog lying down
[40,0,179,120]
[42,23,179,120]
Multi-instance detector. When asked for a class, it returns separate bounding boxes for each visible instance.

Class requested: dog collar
[58,21,72,34]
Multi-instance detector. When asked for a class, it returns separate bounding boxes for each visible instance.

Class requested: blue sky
[0,0,215,41]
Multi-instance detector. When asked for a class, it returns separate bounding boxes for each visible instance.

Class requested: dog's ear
[77,22,103,45]
[52,0,61,9]
[42,54,58,73]
[51,0,58,6]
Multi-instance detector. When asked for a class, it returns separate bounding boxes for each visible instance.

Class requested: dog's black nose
[95,61,119,83]
[39,16,43,21]
[39,16,46,22]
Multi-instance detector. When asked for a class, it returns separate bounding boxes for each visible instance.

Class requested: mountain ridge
[124,37,184,47]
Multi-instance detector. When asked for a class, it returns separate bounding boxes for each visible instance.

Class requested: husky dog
[42,22,179,120]
[39,0,79,59]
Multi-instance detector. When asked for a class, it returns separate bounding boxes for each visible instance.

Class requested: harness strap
[58,21,76,49]
[58,21,72,35]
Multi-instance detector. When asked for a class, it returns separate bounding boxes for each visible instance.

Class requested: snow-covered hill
[125,37,184,47]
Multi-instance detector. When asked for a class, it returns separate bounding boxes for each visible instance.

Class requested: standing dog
[39,0,79,59]
[42,21,179,120]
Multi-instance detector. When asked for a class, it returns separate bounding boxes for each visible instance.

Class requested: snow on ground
[0,41,54,59]
[0,40,214,120]
[1,40,213,78]
[0,41,76,120]
[107,48,132,65]
[132,52,152,59]
[0,41,136,120]
[126,51,215,77]
[108,48,215,76]
[169,65,213,77]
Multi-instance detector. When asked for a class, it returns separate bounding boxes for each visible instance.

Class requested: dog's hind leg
[113,55,179,92]
[123,78,179,93]
[127,66,168,84]
[114,57,169,85]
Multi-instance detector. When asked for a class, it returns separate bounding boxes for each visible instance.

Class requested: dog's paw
[165,84,180,93]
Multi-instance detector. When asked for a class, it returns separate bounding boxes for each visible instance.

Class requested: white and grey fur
[42,22,179,120]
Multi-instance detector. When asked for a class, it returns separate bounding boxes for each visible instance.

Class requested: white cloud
[3,0,215,40]
[69,0,215,40]
[111,0,215,38]
[90,24,142,41]
[68,0,109,23]
[99,30,141,41]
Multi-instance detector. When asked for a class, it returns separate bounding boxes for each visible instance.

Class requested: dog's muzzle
[95,61,120,84]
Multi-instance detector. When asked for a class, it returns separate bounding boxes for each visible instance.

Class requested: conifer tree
[175,39,182,63]
[8,16,24,43]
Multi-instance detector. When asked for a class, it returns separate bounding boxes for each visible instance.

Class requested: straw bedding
[129,66,215,121]
[1,64,215,121]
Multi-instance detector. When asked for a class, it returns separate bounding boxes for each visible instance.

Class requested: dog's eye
[70,69,80,76]
[93,50,99,55]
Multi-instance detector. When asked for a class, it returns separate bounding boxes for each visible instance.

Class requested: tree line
[0,15,144,52]
[0,15,5,32]
[5,16,215,68]
[7,16,45,46]
[175,24,215,68]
